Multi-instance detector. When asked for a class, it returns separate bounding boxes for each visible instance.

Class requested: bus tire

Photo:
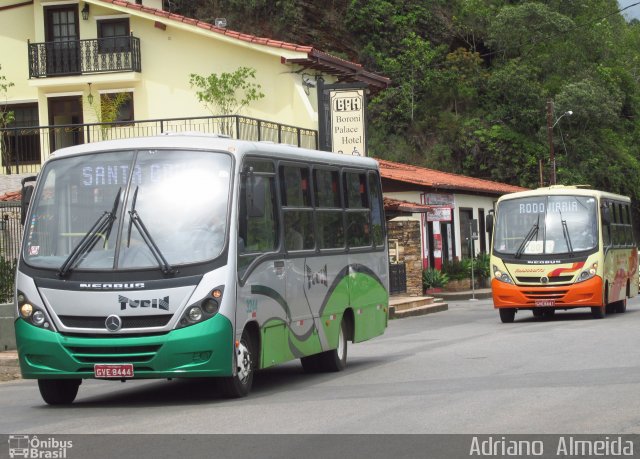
[221,330,255,398]
[38,379,81,405]
[542,309,555,319]
[301,320,348,373]
[499,308,516,323]
[591,305,606,319]
[614,298,627,313]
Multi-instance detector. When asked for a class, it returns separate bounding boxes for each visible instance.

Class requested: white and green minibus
[15,134,389,404]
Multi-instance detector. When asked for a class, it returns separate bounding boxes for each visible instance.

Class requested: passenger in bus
[286,224,304,250]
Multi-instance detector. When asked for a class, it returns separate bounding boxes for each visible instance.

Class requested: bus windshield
[24,149,232,271]
[493,195,598,256]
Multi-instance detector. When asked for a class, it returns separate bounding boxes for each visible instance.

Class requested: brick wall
[387,219,422,296]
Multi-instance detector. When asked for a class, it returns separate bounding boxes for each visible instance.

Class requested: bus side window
[368,171,385,248]
[280,165,315,252]
[344,171,371,248]
[626,205,634,245]
[601,201,611,248]
[614,203,622,247]
[314,168,344,250]
[239,167,278,261]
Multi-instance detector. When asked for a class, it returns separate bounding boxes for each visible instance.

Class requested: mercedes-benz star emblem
[105,315,122,332]
[540,276,549,284]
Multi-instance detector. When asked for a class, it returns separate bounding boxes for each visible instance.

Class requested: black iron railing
[0,201,21,303]
[389,263,407,295]
[28,35,141,78]
[0,115,319,174]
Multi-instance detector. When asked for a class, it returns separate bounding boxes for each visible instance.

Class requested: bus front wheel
[221,330,256,398]
[38,379,81,405]
[499,308,516,323]
[591,305,606,319]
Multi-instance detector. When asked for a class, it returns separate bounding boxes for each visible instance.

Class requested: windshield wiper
[560,215,574,256]
[58,188,121,277]
[515,216,540,259]
[126,187,176,275]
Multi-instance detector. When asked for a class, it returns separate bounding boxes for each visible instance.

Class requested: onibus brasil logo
[8,435,72,458]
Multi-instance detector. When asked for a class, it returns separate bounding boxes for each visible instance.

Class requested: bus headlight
[493,265,513,284]
[576,263,598,283]
[176,286,224,329]
[17,290,55,331]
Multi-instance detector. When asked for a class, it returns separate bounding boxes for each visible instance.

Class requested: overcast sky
[619,0,640,20]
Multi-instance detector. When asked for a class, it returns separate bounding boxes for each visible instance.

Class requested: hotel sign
[330,89,365,156]
[318,81,368,156]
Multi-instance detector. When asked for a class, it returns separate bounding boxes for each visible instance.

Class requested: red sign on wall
[427,207,452,222]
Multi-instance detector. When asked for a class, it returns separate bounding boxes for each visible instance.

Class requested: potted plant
[422,268,449,294]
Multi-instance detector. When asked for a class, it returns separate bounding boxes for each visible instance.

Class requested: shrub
[469,252,490,280]
[422,268,449,290]
[441,259,468,281]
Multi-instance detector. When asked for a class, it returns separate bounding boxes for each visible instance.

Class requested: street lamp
[553,110,573,128]
[546,99,573,185]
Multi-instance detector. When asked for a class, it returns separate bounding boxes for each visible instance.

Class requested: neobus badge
[80,282,145,289]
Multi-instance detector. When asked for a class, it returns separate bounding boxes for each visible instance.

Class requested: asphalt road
[2,297,640,436]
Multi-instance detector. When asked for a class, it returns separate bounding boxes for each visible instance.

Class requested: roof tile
[377,158,526,195]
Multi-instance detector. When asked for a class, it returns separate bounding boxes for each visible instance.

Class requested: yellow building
[0,0,389,174]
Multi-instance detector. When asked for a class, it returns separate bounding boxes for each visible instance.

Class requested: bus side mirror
[601,206,611,226]
[485,213,494,234]
[20,175,37,226]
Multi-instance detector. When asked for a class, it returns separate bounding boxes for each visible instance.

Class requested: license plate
[94,364,134,379]
[535,299,555,307]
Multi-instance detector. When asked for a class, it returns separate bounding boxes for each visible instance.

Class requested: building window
[2,103,41,165]
[97,18,130,53]
[100,92,134,123]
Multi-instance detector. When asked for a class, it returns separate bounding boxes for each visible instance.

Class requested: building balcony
[28,35,142,78]
[0,115,318,175]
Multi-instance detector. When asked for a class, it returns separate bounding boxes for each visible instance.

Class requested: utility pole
[546,99,556,185]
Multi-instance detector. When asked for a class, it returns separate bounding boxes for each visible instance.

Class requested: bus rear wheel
[614,298,627,313]
[301,320,348,373]
[38,379,81,405]
[221,330,255,398]
[499,308,516,323]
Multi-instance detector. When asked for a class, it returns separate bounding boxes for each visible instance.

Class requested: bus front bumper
[492,276,603,309]
[15,314,234,380]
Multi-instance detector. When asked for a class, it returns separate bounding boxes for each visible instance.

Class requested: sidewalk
[0,350,20,382]
[436,288,492,302]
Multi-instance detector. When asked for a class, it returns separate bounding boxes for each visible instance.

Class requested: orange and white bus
[487,186,638,322]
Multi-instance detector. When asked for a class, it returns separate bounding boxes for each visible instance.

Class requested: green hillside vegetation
[168,0,640,224]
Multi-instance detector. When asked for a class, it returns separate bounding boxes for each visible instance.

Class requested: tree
[0,65,15,174]
[86,91,132,140]
[189,66,264,135]
[486,3,575,59]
